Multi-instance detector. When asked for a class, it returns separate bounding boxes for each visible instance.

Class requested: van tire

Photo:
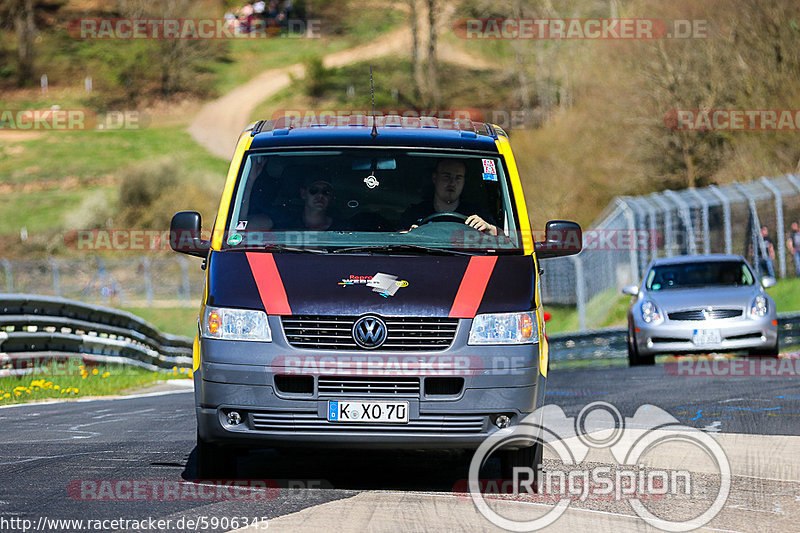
[500,442,543,492]
[196,432,238,479]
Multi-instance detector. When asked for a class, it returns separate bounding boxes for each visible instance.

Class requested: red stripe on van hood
[448,256,498,318]
[246,252,292,315]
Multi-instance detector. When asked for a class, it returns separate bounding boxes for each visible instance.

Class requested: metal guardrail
[548,311,800,363]
[0,294,193,377]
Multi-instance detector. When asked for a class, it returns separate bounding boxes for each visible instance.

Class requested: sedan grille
[668,308,743,321]
[282,315,458,351]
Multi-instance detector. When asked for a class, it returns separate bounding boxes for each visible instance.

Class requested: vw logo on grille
[702,307,713,320]
[352,316,388,349]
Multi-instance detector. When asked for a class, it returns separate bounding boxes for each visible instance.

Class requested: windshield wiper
[331,244,476,256]
[226,244,329,254]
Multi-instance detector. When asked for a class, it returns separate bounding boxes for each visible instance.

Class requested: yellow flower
[54,385,60,390]
[78,365,84,370]
[92,368,99,375]
[2,393,9,399]
[81,375,87,379]
[172,366,178,372]
[102,372,110,378]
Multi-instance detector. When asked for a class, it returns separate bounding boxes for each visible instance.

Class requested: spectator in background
[757,225,776,278]
[788,220,800,276]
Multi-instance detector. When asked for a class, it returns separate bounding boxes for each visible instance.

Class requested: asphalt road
[1,363,798,532]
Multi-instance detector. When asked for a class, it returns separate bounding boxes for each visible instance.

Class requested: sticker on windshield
[235,220,248,231]
[227,233,243,245]
[481,159,497,181]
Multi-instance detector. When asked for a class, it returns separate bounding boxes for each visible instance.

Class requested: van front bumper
[195,334,543,450]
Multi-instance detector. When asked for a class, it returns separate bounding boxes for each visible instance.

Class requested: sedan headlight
[641,301,663,324]
[468,311,538,345]
[750,295,768,317]
[202,306,271,342]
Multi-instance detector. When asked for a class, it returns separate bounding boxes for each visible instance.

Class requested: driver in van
[400,159,499,235]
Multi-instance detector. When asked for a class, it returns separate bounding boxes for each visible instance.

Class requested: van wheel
[748,339,779,357]
[627,325,655,366]
[195,432,238,479]
[500,442,543,492]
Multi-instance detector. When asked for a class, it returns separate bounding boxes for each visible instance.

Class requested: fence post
[664,190,697,255]
[49,258,60,297]
[178,257,191,303]
[142,258,153,307]
[1,259,11,292]
[616,198,639,284]
[734,182,767,277]
[760,176,786,278]
[571,254,587,331]
[650,193,674,256]
[687,188,710,255]
[708,185,732,254]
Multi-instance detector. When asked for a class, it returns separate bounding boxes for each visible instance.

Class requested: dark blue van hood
[206,251,535,317]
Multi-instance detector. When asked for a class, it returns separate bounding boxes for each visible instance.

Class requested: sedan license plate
[327,401,408,424]
[692,329,721,346]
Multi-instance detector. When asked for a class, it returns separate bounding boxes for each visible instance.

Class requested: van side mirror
[761,276,776,288]
[535,220,582,259]
[170,211,211,258]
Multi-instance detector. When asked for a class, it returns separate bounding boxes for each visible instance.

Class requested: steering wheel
[418,212,469,225]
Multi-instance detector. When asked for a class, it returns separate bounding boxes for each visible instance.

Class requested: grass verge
[0,363,191,405]
[120,306,199,339]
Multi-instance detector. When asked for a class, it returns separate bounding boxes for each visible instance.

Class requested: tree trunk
[409,0,424,100]
[426,0,440,107]
[14,0,36,87]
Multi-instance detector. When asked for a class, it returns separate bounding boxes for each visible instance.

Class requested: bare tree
[409,0,425,99]
[425,0,440,107]
[6,0,37,86]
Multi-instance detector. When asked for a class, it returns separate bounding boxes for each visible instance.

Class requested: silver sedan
[622,254,778,365]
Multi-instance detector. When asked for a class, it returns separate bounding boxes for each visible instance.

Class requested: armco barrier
[0,294,193,376]
[547,311,800,363]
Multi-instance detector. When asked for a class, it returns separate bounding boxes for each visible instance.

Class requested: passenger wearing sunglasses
[279,177,349,231]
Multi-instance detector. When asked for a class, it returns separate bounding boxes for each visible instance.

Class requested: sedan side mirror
[761,276,777,289]
[622,285,639,296]
[170,211,211,258]
[535,220,582,259]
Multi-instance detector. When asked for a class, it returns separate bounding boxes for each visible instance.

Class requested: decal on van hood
[338,273,409,298]
[206,252,535,318]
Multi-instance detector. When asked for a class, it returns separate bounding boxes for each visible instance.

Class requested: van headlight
[202,306,271,342]
[641,301,663,324]
[750,295,768,317]
[468,311,538,345]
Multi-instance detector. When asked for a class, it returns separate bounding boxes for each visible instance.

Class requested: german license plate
[692,329,721,346]
[327,400,408,423]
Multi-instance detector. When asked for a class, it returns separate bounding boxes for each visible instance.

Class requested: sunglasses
[308,185,333,196]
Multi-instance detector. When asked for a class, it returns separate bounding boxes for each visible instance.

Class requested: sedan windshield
[645,261,755,290]
[223,149,521,253]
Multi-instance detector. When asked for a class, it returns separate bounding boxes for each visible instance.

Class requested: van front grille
[249,410,486,434]
[282,315,458,351]
[318,376,420,397]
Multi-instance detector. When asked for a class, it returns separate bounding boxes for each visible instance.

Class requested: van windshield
[223,149,522,253]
